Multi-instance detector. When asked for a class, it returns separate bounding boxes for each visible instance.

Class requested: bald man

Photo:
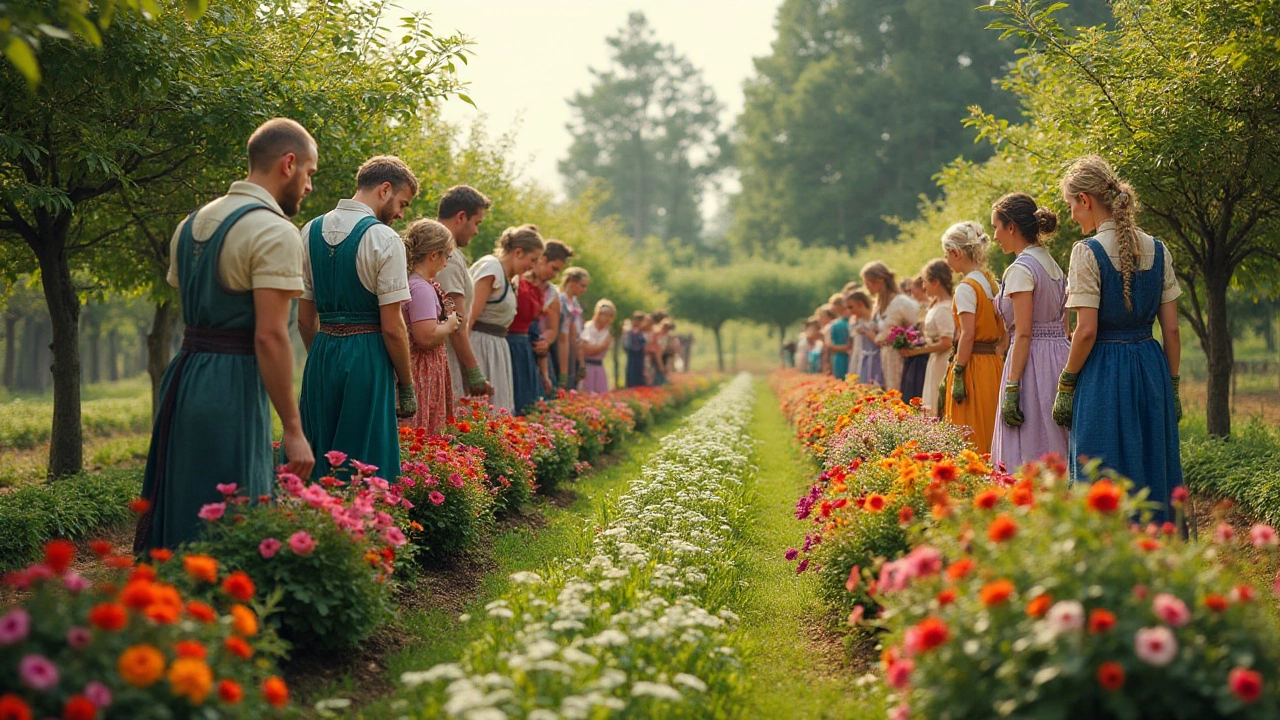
[135,118,317,551]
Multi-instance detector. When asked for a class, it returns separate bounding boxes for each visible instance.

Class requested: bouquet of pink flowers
[888,325,924,350]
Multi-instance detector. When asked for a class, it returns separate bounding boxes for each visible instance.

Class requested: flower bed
[396,375,755,718]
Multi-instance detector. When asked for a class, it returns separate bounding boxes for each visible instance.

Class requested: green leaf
[184,0,210,21]
[458,93,475,107]
[4,36,40,87]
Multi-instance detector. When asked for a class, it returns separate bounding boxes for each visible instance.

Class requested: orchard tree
[737,260,828,356]
[666,266,742,371]
[974,0,1280,437]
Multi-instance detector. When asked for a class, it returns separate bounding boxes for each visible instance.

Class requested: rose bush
[398,431,494,565]
[447,400,544,516]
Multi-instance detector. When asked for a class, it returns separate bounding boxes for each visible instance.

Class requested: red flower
[185,601,216,623]
[1097,661,1125,691]
[224,637,253,660]
[1171,486,1189,507]
[44,539,75,574]
[987,514,1018,543]
[263,677,289,707]
[898,506,915,525]
[218,679,243,704]
[175,641,207,659]
[1086,480,1122,513]
[1136,538,1161,552]
[87,603,127,632]
[930,462,958,483]
[221,572,256,603]
[1204,594,1229,612]
[1009,480,1035,507]
[973,490,1001,511]
[61,695,96,720]
[148,548,173,563]
[88,540,113,558]
[1088,608,1116,634]
[945,558,974,581]
[979,579,1014,607]
[1229,667,1263,703]
[455,421,472,434]
[129,498,151,514]
[909,617,950,653]
[936,589,956,606]
[1025,594,1052,618]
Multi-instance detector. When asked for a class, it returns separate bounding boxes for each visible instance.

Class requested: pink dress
[401,274,452,435]
[580,321,612,394]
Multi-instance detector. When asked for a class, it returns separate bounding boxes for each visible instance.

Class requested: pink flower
[65,626,92,650]
[300,484,330,506]
[429,491,446,506]
[369,477,390,492]
[449,473,465,489]
[352,460,378,476]
[889,703,911,720]
[1250,524,1278,548]
[885,658,914,689]
[906,546,942,578]
[1273,571,1280,597]
[1214,523,1236,544]
[1046,600,1085,634]
[63,572,91,593]
[197,502,226,521]
[848,605,864,626]
[19,653,59,690]
[383,527,408,547]
[846,565,861,593]
[215,483,238,496]
[259,537,282,559]
[278,473,305,496]
[1152,593,1191,627]
[288,531,316,556]
[1132,585,1149,601]
[1135,626,1179,666]
[84,680,112,708]
[0,608,31,645]
[324,450,348,467]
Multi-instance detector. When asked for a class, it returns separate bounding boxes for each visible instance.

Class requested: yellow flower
[167,657,213,704]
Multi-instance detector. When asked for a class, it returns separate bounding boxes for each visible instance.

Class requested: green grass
[334,394,713,718]
[0,468,142,571]
[1182,416,1280,526]
[0,376,152,450]
[734,380,882,720]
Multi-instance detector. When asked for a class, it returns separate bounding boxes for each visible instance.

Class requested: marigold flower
[88,603,127,632]
[167,657,213,704]
[218,679,243,705]
[1088,608,1116,634]
[221,572,255,603]
[973,489,1001,511]
[987,514,1017,543]
[182,555,218,584]
[1096,661,1125,691]
[118,645,165,687]
[230,605,258,637]
[1229,667,1263,704]
[865,494,887,513]
[979,579,1014,607]
[175,641,206,660]
[1086,480,1122,513]
[945,558,973,581]
[263,676,289,707]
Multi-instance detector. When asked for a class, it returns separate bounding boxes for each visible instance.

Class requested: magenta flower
[1250,524,1278,548]
[383,527,408,547]
[63,571,91,593]
[449,473,466,489]
[796,559,810,574]
[259,537,282,559]
[66,626,92,650]
[0,608,31,645]
[352,460,377,476]
[278,473,305,496]
[19,653,59,690]
[783,548,798,561]
[885,658,914,689]
[300,484,330,506]
[84,680,112,708]
[288,531,316,556]
[197,502,226,521]
[215,483,238,496]
[1152,593,1191,628]
[428,491,446,506]
[324,450,349,467]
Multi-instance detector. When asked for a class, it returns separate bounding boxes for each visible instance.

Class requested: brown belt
[181,327,255,355]
[473,320,509,338]
[972,342,999,355]
[320,323,381,337]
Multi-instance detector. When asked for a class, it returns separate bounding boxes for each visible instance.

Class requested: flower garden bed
[772,369,1280,718]
[396,374,756,718]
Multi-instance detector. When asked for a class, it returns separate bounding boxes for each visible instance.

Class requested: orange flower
[973,489,1001,511]
[130,564,157,583]
[936,589,956,606]
[1025,594,1053,618]
[1009,480,1035,507]
[182,555,218,584]
[185,602,216,624]
[263,676,289,708]
[865,494,887,513]
[930,462,958,483]
[88,540,113,557]
[218,679,243,705]
[1136,538,1161,552]
[88,603,128,632]
[945,558,974,581]
[221,572,255,603]
[1088,608,1117,633]
[148,548,174,563]
[119,580,157,611]
[1096,661,1125,691]
[1086,480,1122,513]
[1205,594,1230,612]
[224,637,253,660]
[987,514,1018,543]
[129,498,151,513]
[167,657,213,704]
[230,605,258,637]
[175,641,207,659]
[979,579,1015,607]
[118,644,166,687]
[898,506,915,525]
[143,603,180,625]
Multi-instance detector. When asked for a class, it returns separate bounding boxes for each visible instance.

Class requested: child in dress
[469,225,544,413]
[400,219,463,435]
[826,293,853,379]
[908,259,955,415]
[941,222,1005,454]
[579,299,616,393]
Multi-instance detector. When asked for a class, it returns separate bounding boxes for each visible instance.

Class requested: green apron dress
[299,214,401,480]
[135,203,276,552]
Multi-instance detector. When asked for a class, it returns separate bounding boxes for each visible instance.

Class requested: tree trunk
[35,237,84,479]
[778,324,788,364]
[17,314,43,390]
[2,315,16,389]
[147,300,176,421]
[713,326,724,372]
[106,328,119,382]
[1204,271,1233,437]
[85,316,102,385]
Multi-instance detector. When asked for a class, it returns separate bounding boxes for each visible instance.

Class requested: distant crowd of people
[621,311,685,388]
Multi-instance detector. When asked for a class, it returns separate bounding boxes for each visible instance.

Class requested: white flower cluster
[399,375,757,719]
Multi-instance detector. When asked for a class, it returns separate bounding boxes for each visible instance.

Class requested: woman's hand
[445,312,463,334]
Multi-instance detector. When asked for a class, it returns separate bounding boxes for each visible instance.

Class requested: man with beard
[135,118,318,551]
[297,155,417,479]
[436,185,494,401]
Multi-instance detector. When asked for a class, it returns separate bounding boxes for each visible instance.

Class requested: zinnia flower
[1025,594,1052,618]
[1171,486,1189,506]
[218,679,243,704]
[1229,667,1263,704]
[324,450,348,467]
[1088,608,1116,634]
[428,491,446,506]
[215,483,238,496]
[88,540,113,557]
[230,605,258,637]
[167,658,213,704]
[383,527,408,547]
[175,641,206,659]
[258,537,282,559]
[224,637,253,660]
[1214,523,1236,544]
[61,695,96,720]
[288,531,315,556]
[65,626,92,650]
[848,605,864,626]
[930,462,957,483]
[1046,600,1084,634]
[898,505,915,524]
[1152,593,1191,627]
[980,579,1015,606]
[129,498,151,513]
[88,603,127,632]
[885,658,914,689]
[1250,524,1278,548]
[1096,661,1125,691]
[43,539,75,573]
[784,548,798,561]
[1085,480,1122,513]
[185,602,216,624]
[987,514,1017,543]
[945,558,973,580]
[262,677,289,708]
[865,494,887,512]
[973,489,1001,510]
[0,609,30,645]
[1009,480,1034,507]
[937,589,956,606]
[845,565,860,593]
[182,555,218,584]
[903,617,950,655]
[1134,626,1178,666]
[1204,593,1229,612]
[84,681,111,708]
[148,548,173,563]
[118,645,165,687]
[18,654,58,691]
[221,572,255,602]
[0,695,31,720]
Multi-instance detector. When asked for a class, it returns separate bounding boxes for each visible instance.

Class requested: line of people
[795,155,1183,518]
[134,118,622,550]
[621,311,684,389]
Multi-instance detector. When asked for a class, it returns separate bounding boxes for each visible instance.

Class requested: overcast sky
[398,1,783,205]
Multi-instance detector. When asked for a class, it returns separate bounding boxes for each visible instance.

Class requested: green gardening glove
[1002,382,1025,427]
[558,372,571,389]
[937,379,947,415]
[1171,374,1183,422]
[1052,370,1078,428]
[950,364,967,405]
[464,366,488,396]
[397,383,418,419]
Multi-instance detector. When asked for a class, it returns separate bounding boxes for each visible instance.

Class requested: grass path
[735,379,882,720]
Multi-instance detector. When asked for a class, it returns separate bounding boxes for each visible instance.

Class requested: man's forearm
[383,327,413,386]
[449,328,480,371]
[256,328,303,432]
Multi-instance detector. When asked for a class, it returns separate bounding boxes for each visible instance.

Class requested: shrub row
[0,470,141,571]
[0,395,152,450]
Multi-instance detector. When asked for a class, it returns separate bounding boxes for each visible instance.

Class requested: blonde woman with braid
[941,222,1005,454]
[1054,156,1183,520]
[860,261,917,389]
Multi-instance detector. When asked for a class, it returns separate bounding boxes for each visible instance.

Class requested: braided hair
[1062,155,1141,310]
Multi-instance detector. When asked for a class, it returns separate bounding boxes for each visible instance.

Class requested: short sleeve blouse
[404,274,443,324]
[1065,221,1181,309]
[953,272,994,314]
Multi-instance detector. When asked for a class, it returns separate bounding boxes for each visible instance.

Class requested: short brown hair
[844,290,871,309]
[247,118,315,172]
[562,266,590,285]
[542,240,574,263]
[356,155,419,195]
[437,185,491,220]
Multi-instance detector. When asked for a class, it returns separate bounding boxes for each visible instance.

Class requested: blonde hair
[403,219,455,270]
[941,221,998,293]
[1062,155,1141,310]
[594,298,616,316]
[497,224,545,257]
[860,261,898,315]
[562,266,590,285]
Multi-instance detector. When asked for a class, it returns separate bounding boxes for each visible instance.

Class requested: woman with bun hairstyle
[468,224,544,413]
[861,261,919,391]
[1054,156,1183,519]
[989,193,1070,472]
[941,221,1005,454]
